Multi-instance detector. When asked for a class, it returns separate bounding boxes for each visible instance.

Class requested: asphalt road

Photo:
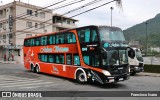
[0,63,159,100]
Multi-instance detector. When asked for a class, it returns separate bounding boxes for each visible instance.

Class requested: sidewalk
[0,60,17,64]
[137,72,160,77]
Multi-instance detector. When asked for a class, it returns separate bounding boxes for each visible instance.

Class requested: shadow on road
[13,70,127,89]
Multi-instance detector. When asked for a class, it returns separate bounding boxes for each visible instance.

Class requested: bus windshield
[99,27,125,42]
[102,50,128,66]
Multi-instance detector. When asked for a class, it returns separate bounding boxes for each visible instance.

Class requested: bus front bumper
[104,74,130,83]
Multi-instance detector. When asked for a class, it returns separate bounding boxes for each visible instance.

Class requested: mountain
[123,13,160,47]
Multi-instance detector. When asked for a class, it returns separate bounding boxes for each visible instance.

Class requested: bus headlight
[129,66,130,73]
[102,70,111,76]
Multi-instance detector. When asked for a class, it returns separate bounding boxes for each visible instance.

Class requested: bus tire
[131,72,136,76]
[31,64,36,73]
[76,71,87,84]
[35,65,40,73]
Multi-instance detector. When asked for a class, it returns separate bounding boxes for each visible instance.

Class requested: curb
[137,72,160,77]
[0,61,17,64]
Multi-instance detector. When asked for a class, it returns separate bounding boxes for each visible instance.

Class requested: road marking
[0,80,44,85]
[0,75,57,89]
[2,82,53,87]
[20,84,59,89]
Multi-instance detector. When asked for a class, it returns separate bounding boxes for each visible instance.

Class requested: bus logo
[82,48,87,51]
[104,43,109,48]
[40,46,69,53]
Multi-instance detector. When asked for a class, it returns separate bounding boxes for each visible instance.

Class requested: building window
[3,34,6,39]
[67,20,70,24]
[39,12,45,18]
[40,23,45,29]
[9,34,12,38]
[35,11,38,17]
[35,23,38,28]
[26,34,32,37]
[27,9,32,15]
[0,23,2,28]
[26,21,32,28]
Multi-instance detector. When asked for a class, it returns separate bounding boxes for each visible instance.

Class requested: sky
[1,0,160,30]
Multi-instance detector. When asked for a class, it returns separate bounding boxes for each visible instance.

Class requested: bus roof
[24,25,122,40]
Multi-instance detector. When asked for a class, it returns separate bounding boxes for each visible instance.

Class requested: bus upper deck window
[78,29,90,43]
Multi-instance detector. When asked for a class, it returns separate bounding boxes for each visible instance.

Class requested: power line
[13,0,104,37]
[62,0,104,15]
[70,0,115,18]
[1,0,115,39]
[14,0,68,21]
[0,0,85,30]
[0,0,68,24]
[15,0,85,25]
[14,0,116,37]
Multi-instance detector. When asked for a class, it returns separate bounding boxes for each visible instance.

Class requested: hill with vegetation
[123,14,160,47]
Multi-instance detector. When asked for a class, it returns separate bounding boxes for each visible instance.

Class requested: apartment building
[0,1,78,63]
[52,13,78,32]
[0,1,53,63]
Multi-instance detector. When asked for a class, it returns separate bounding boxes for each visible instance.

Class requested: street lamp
[110,7,114,27]
[145,22,148,56]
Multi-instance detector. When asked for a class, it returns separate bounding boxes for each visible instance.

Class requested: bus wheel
[76,71,86,84]
[131,72,136,76]
[31,64,36,73]
[35,65,40,73]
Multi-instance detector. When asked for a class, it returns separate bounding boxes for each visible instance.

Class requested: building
[0,1,78,63]
[52,13,78,32]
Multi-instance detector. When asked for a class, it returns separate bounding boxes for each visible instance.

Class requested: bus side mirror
[127,47,135,59]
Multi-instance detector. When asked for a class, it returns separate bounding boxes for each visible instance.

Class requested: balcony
[53,22,77,29]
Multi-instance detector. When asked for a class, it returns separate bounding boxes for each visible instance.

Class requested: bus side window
[27,39,30,46]
[65,33,76,43]
[30,39,34,46]
[35,37,40,46]
[56,34,64,44]
[49,35,55,45]
[41,36,47,45]
[48,54,54,63]
[73,55,80,66]
[91,30,98,42]
[40,54,47,62]
[66,54,72,65]
[78,29,90,43]
[55,54,64,64]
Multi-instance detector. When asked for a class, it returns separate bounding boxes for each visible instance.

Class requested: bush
[144,65,160,73]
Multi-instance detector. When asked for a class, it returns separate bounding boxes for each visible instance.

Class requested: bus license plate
[119,78,123,81]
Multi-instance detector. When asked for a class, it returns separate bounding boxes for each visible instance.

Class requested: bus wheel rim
[36,66,39,72]
[79,73,85,82]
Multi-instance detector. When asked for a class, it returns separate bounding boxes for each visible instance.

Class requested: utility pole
[110,7,114,27]
[145,22,148,56]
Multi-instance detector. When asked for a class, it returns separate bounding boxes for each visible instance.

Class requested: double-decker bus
[23,25,135,84]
